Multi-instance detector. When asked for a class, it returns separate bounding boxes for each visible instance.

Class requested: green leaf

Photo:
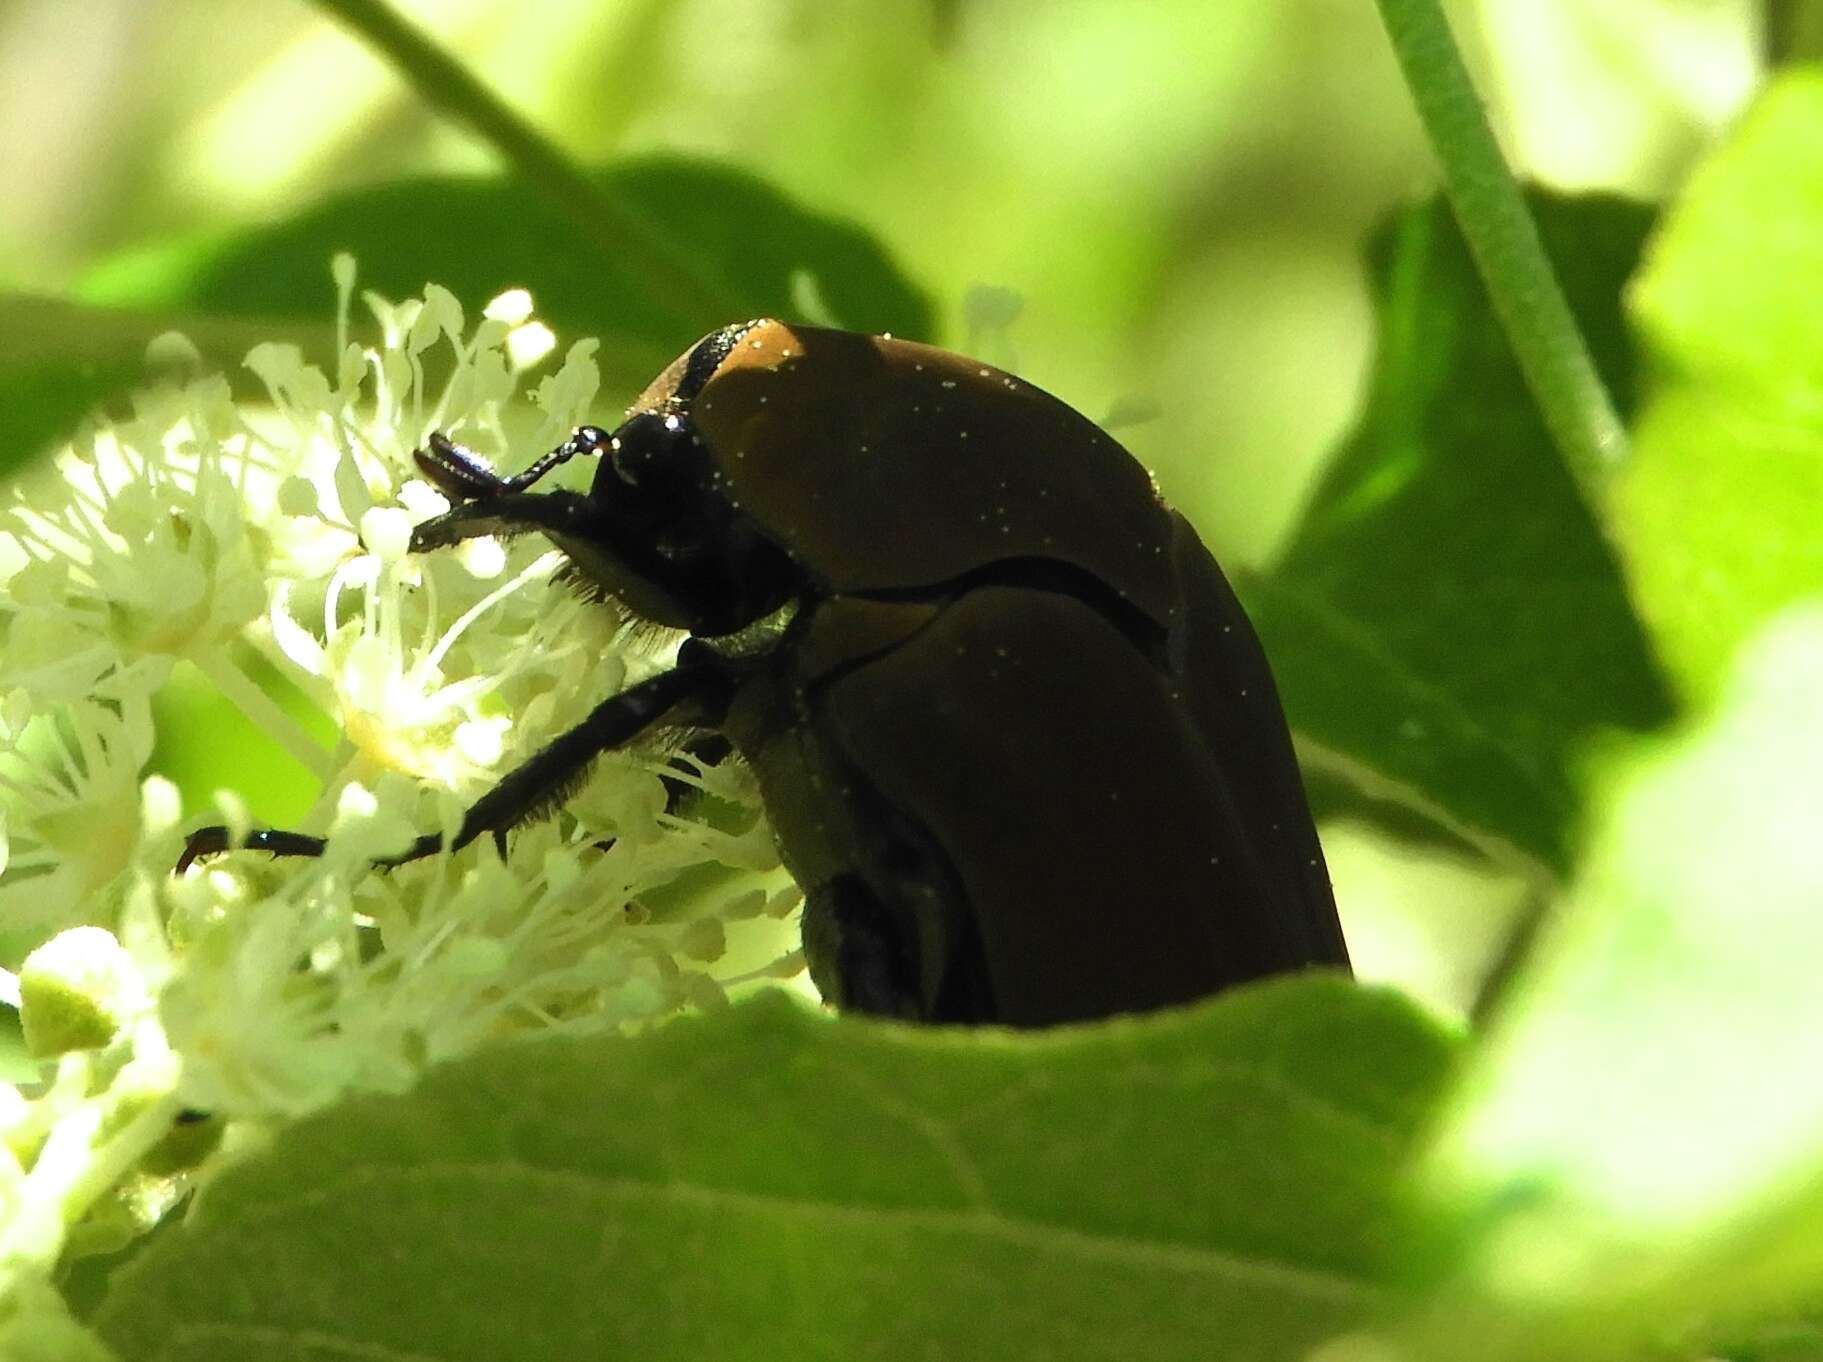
[0,296,153,485]
[95,977,1456,1362]
[0,360,136,487]
[1402,607,1823,1359]
[0,295,335,486]
[77,157,936,381]
[1250,192,1673,871]
[1616,71,1823,705]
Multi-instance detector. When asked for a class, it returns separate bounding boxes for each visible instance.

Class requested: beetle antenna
[415,427,613,502]
[500,425,612,491]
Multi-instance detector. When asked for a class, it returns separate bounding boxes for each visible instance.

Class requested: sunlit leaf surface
[1410,608,1823,1356]
[1251,193,1673,870]
[1618,71,1823,704]
[96,978,1455,1362]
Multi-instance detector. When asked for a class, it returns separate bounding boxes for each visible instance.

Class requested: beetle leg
[175,827,332,873]
[801,875,924,1020]
[407,489,601,552]
[177,656,736,873]
[414,428,610,502]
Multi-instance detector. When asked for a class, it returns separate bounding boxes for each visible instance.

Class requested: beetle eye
[608,412,703,492]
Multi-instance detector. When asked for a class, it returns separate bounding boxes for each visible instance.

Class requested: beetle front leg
[406,488,603,553]
[175,827,332,873]
[177,654,736,873]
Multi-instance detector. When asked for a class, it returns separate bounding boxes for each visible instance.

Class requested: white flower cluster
[0,265,802,1285]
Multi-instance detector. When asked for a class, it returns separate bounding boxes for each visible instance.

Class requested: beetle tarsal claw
[174,825,331,872]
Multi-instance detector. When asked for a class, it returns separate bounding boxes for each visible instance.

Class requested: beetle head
[557,402,795,637]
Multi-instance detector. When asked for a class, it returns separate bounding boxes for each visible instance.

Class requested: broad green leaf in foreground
[76,157,936,384]
[1618,70,1823,705]
[1250,192,1673,873]
[94,976,1455,1362]
[1407,606,1823,1358]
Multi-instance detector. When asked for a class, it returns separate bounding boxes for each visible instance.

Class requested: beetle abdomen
[795,580,1339,1026]
[1164,513,1348,969]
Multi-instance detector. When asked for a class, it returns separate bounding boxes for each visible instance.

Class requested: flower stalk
[1373,0,1631,508]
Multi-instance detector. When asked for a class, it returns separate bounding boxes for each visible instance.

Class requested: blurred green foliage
[1251,191,1672,872]
[6,1,1823,1358]
[75,160,937,378]
[96,980,1460,1361]
[1619,71,1823,704]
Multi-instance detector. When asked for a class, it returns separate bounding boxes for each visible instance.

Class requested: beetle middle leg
[177,651,736,873]
[799,874,923,1020]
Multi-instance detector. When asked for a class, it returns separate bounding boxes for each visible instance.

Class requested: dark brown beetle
[184,320,1349,1025]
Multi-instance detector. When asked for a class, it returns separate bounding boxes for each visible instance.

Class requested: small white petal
[145,331,202,371]
[269,583,326,674]
[483,288,535,325]
[139,776,182,837]
[506,322,556,371]
[453,718,506,767]
[455,536,507,580]
[359,506,414,563]
[336,782,379,821]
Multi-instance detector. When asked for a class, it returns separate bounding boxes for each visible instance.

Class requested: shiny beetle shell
[630,321,1347,1023]
[643,323,1177,619]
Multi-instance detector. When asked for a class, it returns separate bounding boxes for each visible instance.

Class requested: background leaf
[1617,70,1823,704]
[1249,192,1674,872]
[0,294,333,485]
[76,157,937,389]
[96,978,1456,1362]
[1403,607,1823,1360]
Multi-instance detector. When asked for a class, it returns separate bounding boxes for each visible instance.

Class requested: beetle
[182,320,1349,1025]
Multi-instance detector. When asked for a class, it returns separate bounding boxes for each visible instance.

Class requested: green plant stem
[310,0,744,328]
[1374,0,1630,508]
[1766,0,1823,65]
